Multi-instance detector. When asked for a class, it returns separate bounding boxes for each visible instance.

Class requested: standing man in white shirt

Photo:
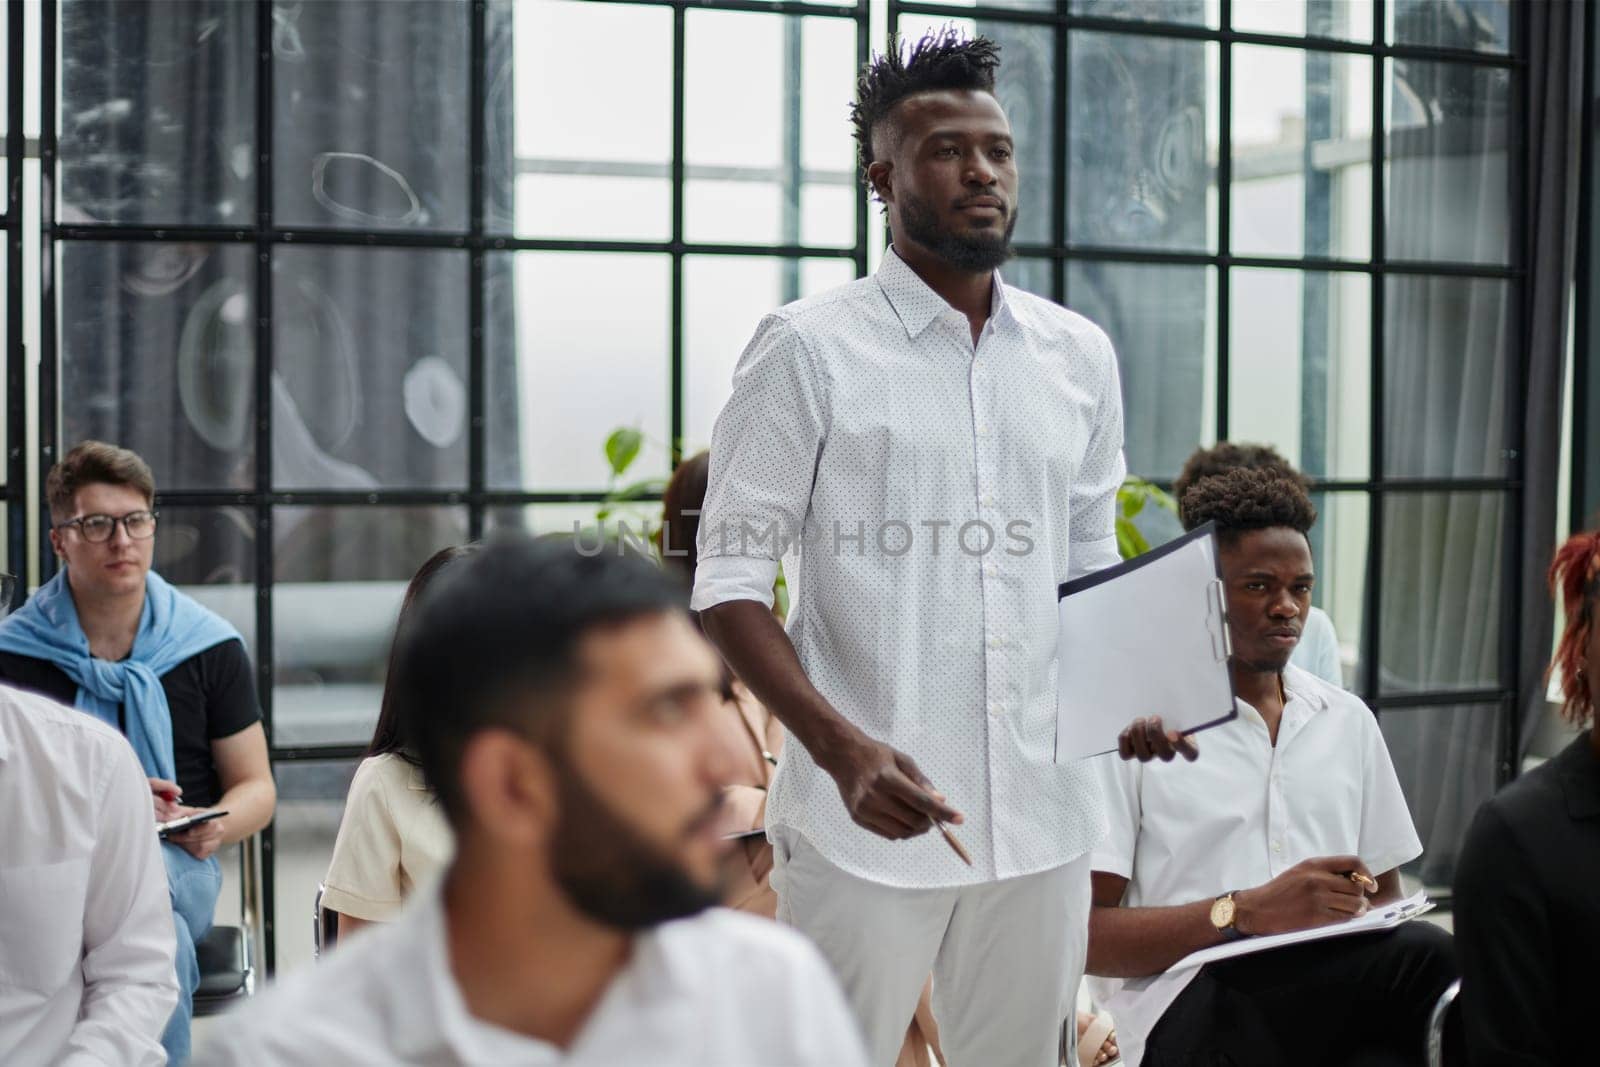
[693,30,1194,1067]
[198,539,868,1067]
[1087,467,1456,1066]
[0,683,178,1066]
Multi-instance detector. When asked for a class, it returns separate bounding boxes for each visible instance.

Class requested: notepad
[1166,891,1435,972]
[1054,523,1237,763]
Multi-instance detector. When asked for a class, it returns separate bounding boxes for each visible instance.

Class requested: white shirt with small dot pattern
[692,246,1127,888]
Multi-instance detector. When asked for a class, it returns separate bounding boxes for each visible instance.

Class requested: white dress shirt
[1289,606,1343,687]
[692,246,1126,887]
[322,754,454,922]
[197,888,868,1067]
[1087,665,1424,1067]
[0,684,178,1067]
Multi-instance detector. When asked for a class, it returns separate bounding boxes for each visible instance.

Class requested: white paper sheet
[1055,524,1236,762]
[1167,891,1436,972]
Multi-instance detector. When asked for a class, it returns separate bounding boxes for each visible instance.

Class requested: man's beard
[898,188,1018,273]
[548,761,726,931]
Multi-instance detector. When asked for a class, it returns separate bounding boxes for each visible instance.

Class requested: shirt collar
[876,245,1010,341]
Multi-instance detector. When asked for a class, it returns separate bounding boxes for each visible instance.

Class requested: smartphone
[158,809,228,838]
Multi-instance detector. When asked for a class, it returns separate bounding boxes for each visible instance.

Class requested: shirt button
[988,636,1001,649]
[981,493,995,507]
[985,562,998,577]
[976,424,991,437]
[1272,842,1283,853]
[988,702,1002,716]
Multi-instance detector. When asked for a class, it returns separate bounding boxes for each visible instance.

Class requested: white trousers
[773,830,1091,1067]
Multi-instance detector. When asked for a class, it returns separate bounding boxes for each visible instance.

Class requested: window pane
[1379,491,1504,695]
[1385,59,1511,265]
[1383,274,1508,478]
[270,758,357,972]
[485,252,670,492]
[154,505,257,659]
[60,242,254,491]
[683,255,854,452]
[1307,490,1368,691]
[1388,0,1510,54]
[272,0,468,231]
[890,16,1054,250]
[58,0,254,226]
[272,505,468,747]
[1232,47,1372,260]
[1069,34,1218,253]
[1379,702,1500,886]
[1232,0,1373,41]
[1230,269,1371,480]
[272,247,467,491]
[1069,0,1217,28]
[1006,257,1055,300]
[1067,261,1216,481]
[486,0,671,239]
[685,12,856,247]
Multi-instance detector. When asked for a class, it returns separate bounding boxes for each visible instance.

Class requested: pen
[935,820,973,866]
[1346,870,1379,893]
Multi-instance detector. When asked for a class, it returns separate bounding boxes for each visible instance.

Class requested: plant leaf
[604,427,644,477]
[609,477,668,503]
[1122,489,1146,518]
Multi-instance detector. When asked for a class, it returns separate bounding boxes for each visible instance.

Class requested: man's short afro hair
[851,28,1001,185]
[1180,467,1318,540]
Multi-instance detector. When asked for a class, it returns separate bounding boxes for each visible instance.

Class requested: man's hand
[1233,855,1376,937]
[149,777,183,822]
[1117,717,1200,763]
[821,734,963,841]
[166,804,227,861]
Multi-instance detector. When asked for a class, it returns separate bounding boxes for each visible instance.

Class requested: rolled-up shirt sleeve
[691,313,827,613]
[1066,329,1128,582]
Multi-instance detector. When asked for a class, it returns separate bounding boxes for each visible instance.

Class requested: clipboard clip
[1206,579,1232,663]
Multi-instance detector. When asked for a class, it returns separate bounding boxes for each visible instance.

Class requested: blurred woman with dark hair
[1454,528,1600,1065]
[321,544,479,939]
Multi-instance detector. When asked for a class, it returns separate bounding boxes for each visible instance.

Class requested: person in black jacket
[1453,527,1600,1066]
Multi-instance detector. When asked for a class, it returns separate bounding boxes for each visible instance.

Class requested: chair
[192,835,260,1016]
[1426,979,1461,1067]
[313,882,340,960]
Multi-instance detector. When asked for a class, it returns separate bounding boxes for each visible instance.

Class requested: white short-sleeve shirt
[1087,664,1423,1067]
[322,753,454,922]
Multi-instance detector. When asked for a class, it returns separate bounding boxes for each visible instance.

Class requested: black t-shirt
[0,639,261,807]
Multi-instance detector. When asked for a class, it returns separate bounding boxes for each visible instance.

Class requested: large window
[892,0,1521,890]
[29,0,1526,966]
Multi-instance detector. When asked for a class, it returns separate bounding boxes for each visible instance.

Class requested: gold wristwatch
[1210,891,1245,941]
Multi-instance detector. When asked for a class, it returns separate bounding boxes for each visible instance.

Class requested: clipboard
[1054,523,1237,762]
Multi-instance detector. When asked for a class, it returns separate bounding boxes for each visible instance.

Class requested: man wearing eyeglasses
[0,440,275,1066]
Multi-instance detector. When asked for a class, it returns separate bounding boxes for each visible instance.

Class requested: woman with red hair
[1453,528,1600,1065]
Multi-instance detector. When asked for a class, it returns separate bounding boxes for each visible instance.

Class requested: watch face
[1210,895,1235,929]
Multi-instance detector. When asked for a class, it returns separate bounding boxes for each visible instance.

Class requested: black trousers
[1142,922,1458,1067]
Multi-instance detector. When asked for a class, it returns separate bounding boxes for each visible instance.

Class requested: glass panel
[1232,47,1372,260]
[1388,0,1510,55]
[916,0,1058,12]
[485,252,671,492]
[1383,274,1508,478]
[272,247,468,491]
[60,242,254,491]
[685,12,856,248]
[1379,703,1500,886]
[888,17,1054,250]
[683,255,854,453]
[58,0,254,226]
[1379,491,1504,695]
[1385,59,1511,265]
[270,758,358,971]
[272,505,468,747]
[1067,261,1216,482]
[486,0,672,239]
[1069,34,1219,253]
[1006,257,1054,300]
[1232,0,1374,41]
[1306,490,1368,690]
[272,0,469,231]
[153,505,257,658]
[1230,269,1371,480]
[1069,0,1218,28]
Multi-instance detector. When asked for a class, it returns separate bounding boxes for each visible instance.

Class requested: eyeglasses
[55,510,159,543]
